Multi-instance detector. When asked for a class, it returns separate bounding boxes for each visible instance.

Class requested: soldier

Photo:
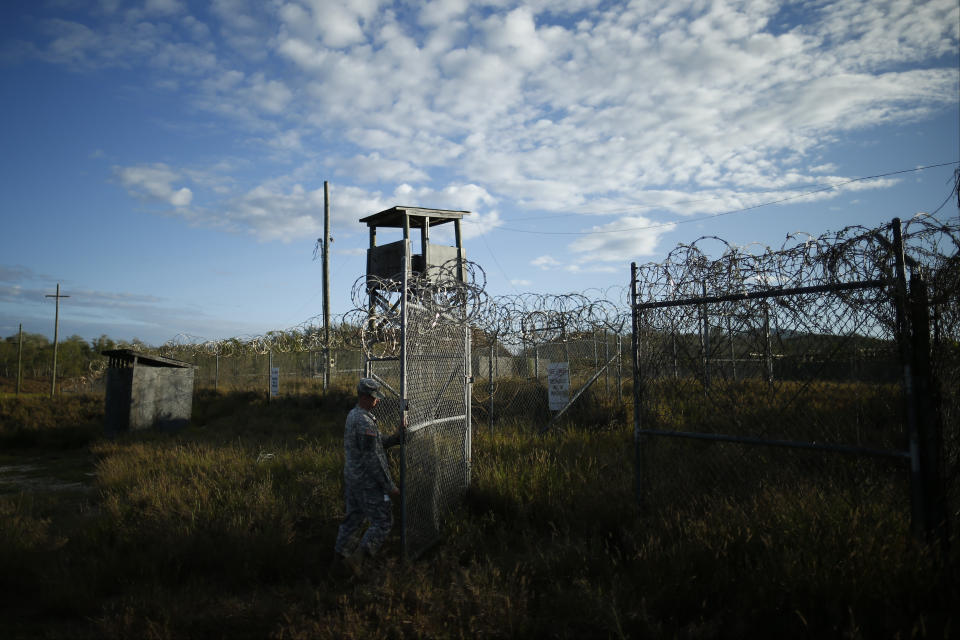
[334,378,403,571]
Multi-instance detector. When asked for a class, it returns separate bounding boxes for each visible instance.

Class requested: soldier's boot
[344,546,370,575]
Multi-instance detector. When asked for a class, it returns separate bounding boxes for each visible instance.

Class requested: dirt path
[0,452,97,495]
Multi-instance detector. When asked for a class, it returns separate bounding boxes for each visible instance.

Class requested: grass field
[0,385,956,639]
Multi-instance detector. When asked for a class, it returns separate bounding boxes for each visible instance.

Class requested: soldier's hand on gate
[389,486,401,499]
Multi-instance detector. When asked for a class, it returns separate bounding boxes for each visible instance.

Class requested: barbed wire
[147,214,957,363]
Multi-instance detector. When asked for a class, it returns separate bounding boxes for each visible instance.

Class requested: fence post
[909,269,946,545]
[489,338,494,430]
[399,252,410,560]
[727,313,737,380]
[617,334,623,402]
[604,330,609,397]
[891,218,927,540]
[764,302,774,386]
[671,323,678,379]
[630,263,644,508]
[700,282,711,390]
[465,324,473,490]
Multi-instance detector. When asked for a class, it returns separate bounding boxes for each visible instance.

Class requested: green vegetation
[0,389,955,639]
[0,333,130,382]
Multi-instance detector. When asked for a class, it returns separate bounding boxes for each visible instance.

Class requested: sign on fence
[269,367,280,397]
[547,362,569,411]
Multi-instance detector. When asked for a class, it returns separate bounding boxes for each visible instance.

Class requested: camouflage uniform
[334,405,401,557]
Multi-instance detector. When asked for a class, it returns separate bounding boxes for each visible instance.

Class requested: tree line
[0,333,147,380]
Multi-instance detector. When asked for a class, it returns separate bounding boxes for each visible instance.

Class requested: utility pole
[322,180,331,392]
[16,323,23,396]
[45,283,70,398]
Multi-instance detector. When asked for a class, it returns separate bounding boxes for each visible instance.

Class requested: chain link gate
[631,218,953,542]
[367,276,472,559]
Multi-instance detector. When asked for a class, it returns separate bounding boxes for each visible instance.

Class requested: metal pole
[488,338,494,430]
[323,181,331,393]
[465,325,472,489]
[701,281,710,390]
[909,270,945,545]
[16,323,23,396]
[617,334,622,402]
[399,251,410,559]
[604,330,609,397]
[671,323,678,379]
[764,302,774,386]
[727,314,736,380]
[891,218,926,540]
[630,263,643,508]
[215,351,220,392]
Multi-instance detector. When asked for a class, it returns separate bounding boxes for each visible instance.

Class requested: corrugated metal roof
[102,349,194,368]
[359,206,470,228]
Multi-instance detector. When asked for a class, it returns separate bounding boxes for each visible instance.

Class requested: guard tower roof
[359,206,470,229]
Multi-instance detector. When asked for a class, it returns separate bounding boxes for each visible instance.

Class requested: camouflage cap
[357,377,384,399]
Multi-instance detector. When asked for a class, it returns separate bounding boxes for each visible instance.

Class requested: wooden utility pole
[45,283,70,398]
[322,180,331,392]
[16,323,23,396]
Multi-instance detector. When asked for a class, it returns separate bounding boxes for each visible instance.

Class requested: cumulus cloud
[531,255,561,269]
[570,216,678,264]
[20,0,956,247]
[115,164,193,207]
[336,153,430,184]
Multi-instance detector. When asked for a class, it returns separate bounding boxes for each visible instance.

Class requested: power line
[497,161,960,236]
[480,231,521,294]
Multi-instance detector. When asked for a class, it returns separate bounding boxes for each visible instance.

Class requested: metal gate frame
[366,254,473,559]
[630,218,946,542]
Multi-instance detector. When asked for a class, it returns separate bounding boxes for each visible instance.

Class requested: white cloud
[115,164,193,207]
[531,255,561,269]
[570,216,677,264]
[23,0,956,244]
[336,153,430,184]
[220,181,324,241]
[247,73,293,114]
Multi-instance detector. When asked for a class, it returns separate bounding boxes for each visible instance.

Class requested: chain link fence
[471,331,627,431]
[358,259,475,560]
[631,216,958,542]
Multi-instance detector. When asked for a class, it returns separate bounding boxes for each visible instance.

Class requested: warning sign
[547,362,569,411]
[270,367,280,397]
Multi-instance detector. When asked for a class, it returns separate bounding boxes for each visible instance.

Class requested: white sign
[547,362,569,411]
[270,367,280,397]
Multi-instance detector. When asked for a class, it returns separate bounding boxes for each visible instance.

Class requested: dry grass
[0,389,956,639]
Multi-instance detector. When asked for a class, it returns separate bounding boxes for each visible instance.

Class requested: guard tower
[360,206,469,286]
[359,205,474,559]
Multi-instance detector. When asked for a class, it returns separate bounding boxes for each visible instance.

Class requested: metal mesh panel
[636,291,910,529]
[472,333,627,430]
[929,255,959,536]
[401,302,470,558]
[632,221,917,538]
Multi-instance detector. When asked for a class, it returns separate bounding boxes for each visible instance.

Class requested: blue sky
[0,0,957,346]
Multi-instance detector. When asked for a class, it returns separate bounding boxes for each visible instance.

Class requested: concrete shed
[103,349,195,433]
